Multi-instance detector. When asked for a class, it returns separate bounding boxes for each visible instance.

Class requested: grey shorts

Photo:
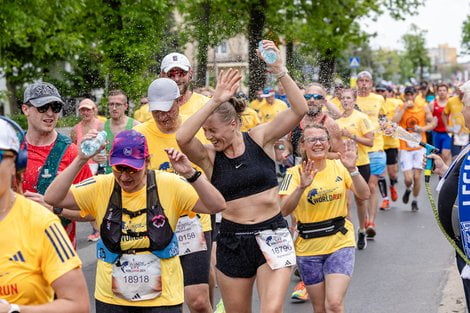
[297,247,355,285]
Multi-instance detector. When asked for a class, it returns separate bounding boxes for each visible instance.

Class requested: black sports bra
[211,132,278,201]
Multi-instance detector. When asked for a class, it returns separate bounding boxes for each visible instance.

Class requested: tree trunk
[286,40,294,74]
[195,1,211,87]
[5,75,19,115]
[248,0,267,100]
[318,50,336,89]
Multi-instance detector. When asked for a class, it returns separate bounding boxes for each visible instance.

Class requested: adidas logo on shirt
[9,251,25,262]
[335,176,343,182]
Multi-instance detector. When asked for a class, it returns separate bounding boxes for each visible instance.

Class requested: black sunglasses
[32,102,63,113]
[304,94,324,100]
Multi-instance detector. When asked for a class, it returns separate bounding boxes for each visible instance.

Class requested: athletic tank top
[432,99,447,133]
[76,119,100,144]
[211,132,278,201]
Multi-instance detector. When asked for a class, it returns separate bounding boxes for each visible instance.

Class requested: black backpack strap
[100,180,124,253]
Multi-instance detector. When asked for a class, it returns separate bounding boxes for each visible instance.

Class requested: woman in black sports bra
[176,40,307,313]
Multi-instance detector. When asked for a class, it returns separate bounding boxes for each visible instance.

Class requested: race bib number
[255,228,296,270]
[112,254,162,301]
[406,132,422,149]
[176,215,207,256]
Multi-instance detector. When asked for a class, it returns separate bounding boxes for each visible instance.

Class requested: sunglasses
[304,94,324,101]
[112,165,140,175]
[33,102,63,113]
[0,150,15,163]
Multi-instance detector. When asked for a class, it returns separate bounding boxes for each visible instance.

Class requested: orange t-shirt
[398,102,427,151]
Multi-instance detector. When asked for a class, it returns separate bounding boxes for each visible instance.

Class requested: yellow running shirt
[249,98,266,112]
[257,99,288,124]
[179,92,209,119]
[336,110,374,166]
[356,93,385,152]
[383,98,402,149]
[0,195,81,305]
[71,172,198,307]
[240,107,260,132]
[279,160,356,256]
[445,96,469,134]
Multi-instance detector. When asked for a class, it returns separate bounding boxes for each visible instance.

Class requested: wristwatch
[53,207,64,216]
[8,304,20,313]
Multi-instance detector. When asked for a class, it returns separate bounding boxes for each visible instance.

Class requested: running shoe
[357,230,367,250]
[214,299,225,313]
[366,223,376,238]
[390,186,398,202]
[402,189,411,204]
[87,230,100,242]
[411,200,419,212]
[380,199,390,211]
[291,281,309,302]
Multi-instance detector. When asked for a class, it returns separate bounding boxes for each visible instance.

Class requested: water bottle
[81,131,107,156]
[258,41,277,64]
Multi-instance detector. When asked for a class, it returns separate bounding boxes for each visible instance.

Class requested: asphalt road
[76,173,463,313]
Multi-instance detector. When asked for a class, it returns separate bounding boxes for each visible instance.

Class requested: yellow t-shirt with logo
[383,98,402,149]
[0,195,81,305]
[134,104,153,123]
[240,107,260,132]
[71,172,198,307]
[257,99,288,124]
[336,110,374,166]
[133,121,211,232]
[249,99,266,112]
[279,160,355,256]
[356,93,385,152]
[445,96,469,134]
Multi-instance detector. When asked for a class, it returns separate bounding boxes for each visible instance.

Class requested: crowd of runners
[1,39,470,313]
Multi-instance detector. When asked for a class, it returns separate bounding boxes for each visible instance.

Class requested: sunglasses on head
[32,102,63,113]
[304,94,324,101]
[112,165,139,174]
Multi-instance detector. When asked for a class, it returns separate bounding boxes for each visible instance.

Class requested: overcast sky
[362,0,470,62]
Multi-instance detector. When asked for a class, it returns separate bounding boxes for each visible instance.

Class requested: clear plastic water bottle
[81,131,107,156]
[258,41,277,64]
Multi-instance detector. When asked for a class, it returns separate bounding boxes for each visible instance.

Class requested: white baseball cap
[0,119,20,153]
[160,53,191,73]
[147,78,181,112]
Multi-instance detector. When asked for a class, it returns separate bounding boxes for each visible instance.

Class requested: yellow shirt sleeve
[279,165,301,196]
[41,219,82,285]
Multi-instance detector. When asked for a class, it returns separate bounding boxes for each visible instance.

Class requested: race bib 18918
[112,253,162,301]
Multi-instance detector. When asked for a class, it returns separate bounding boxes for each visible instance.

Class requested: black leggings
[95,300,182,313]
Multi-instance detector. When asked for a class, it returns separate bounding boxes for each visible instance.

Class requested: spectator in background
[249,89,265,113]
[236,91,260,132]
[257,87,289,124]
[444,84,469,159]
[133,96,152,123]
[275,83,290,107]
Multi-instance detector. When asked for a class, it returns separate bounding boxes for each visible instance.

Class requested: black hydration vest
[100,170,174,254]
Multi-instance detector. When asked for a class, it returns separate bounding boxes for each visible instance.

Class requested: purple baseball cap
[109,130,149,170]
